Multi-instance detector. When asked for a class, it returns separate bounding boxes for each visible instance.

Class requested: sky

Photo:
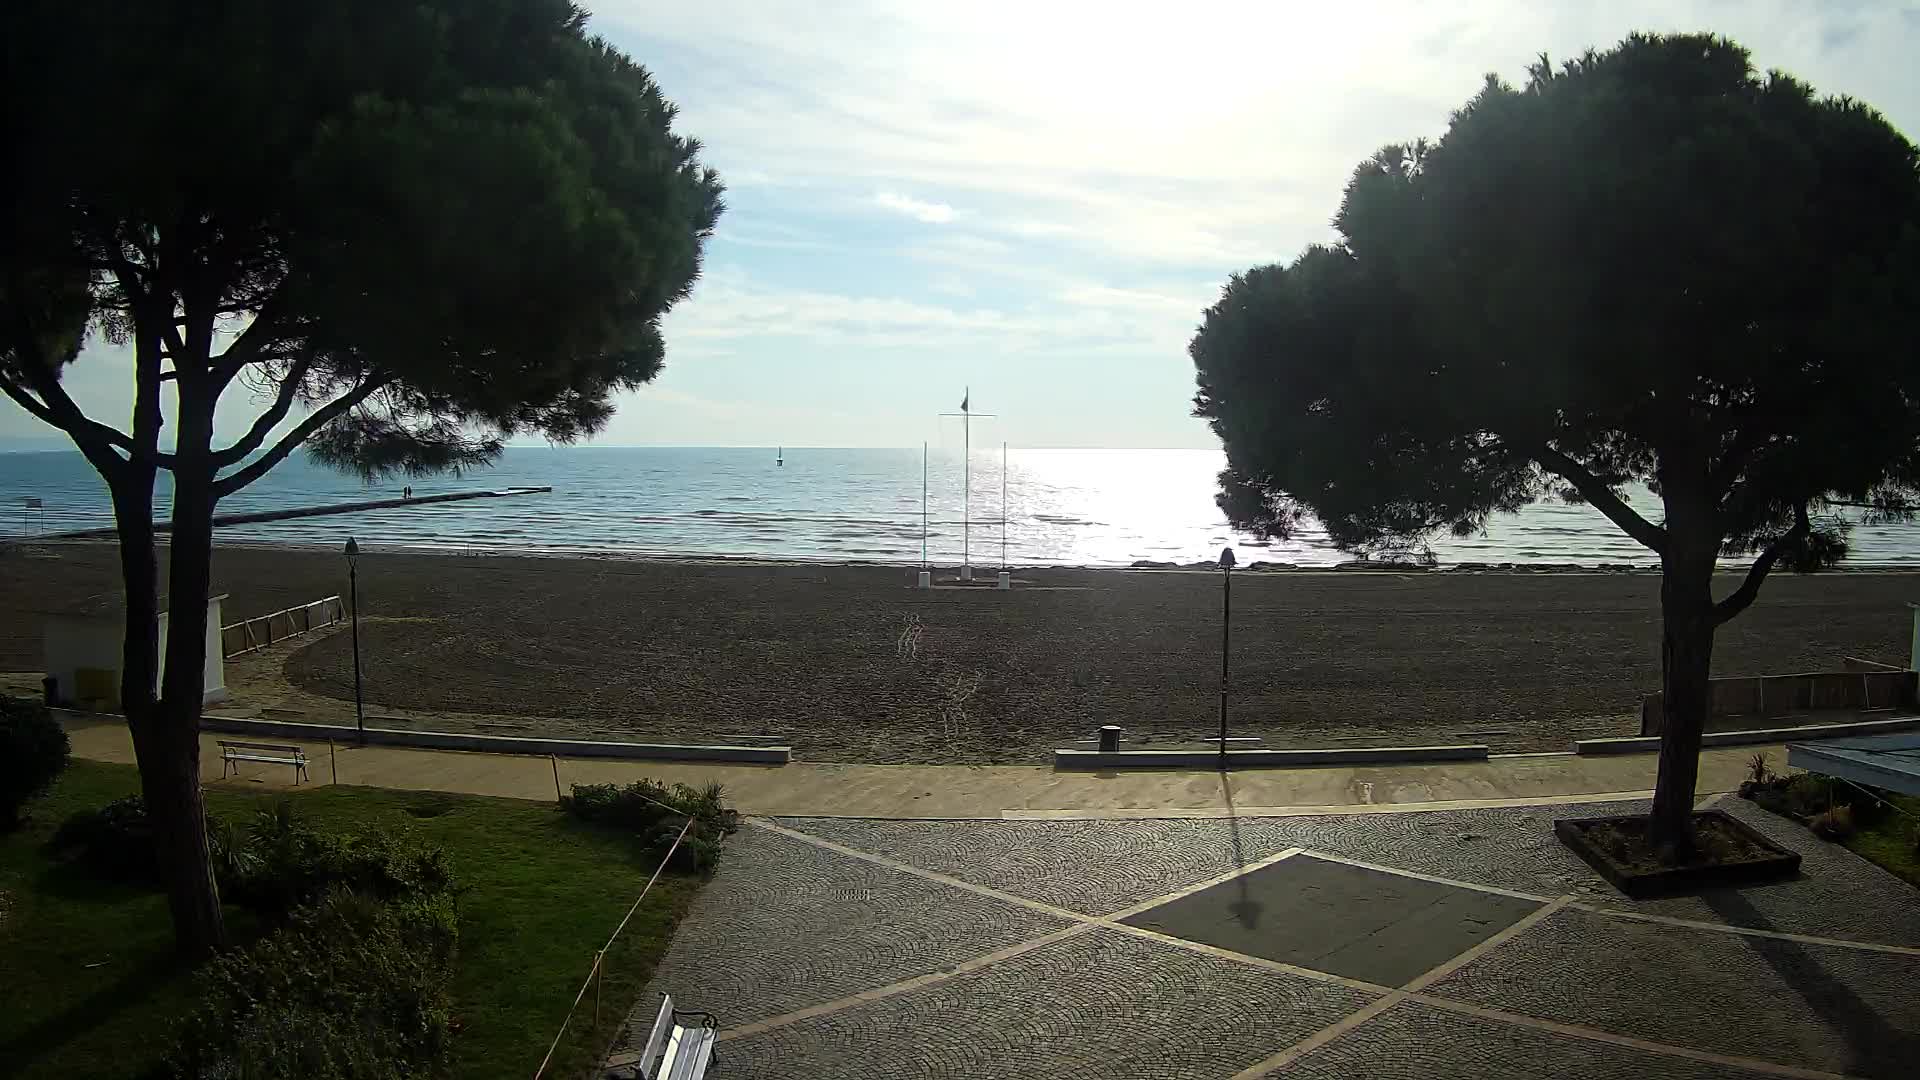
[5,0,1919,452]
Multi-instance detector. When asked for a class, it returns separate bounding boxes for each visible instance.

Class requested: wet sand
[2,542,1912,763]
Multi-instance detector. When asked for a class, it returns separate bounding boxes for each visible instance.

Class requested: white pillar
[996,571,1010,590]
[1910,603,1919,671]
[917,571,931,590]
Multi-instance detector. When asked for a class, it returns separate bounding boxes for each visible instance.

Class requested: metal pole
[922,441,928,568]
[552,754,563,804]
[1002,441,1008,570]
[963,410,970,576]
[329,739,337,784]
[1219,565,1231,771]
[349,560,366,745]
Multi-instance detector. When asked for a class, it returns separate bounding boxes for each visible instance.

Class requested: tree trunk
[1648,544,1717,859]
[146,388,228,955]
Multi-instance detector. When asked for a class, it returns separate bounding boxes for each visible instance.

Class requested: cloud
[874,190,956,224]
[665,266,1207,357]
[602,0,1920,272]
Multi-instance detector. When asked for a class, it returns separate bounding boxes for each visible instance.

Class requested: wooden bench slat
[658,1025,715,1080]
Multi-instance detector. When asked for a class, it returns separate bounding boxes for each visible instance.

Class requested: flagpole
[939,389,993,582]
[1001,441,1007,571]
[921,441,928,568]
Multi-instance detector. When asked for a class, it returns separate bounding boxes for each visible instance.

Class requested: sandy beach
[2,541,1913,764]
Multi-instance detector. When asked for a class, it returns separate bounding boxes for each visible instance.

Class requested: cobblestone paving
[718,927,1372,1079]
[775,816,1287,913]
[1427,907,1920,1079]
[786,797,1920,945]
[625,801,1920,1079]
[1613,798,1920,947]
[615,824,1072,1046]
[1277,1001,1785,1080]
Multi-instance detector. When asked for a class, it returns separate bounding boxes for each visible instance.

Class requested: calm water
[2,446,1916,567]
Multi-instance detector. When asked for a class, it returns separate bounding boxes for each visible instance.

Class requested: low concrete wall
[1577,714,1920,756]
[199,714,790,765]
[1639,669,1916,735]
[1053,744,1488,770]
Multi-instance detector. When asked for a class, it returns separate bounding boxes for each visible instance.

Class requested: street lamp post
[345,537,366,745]
[1218,546,1235,771]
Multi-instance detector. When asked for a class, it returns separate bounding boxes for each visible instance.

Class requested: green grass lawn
[1845,792,1920,888]
[0,761,703,1080]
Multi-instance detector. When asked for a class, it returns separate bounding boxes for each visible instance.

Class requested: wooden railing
[221,596,345,658]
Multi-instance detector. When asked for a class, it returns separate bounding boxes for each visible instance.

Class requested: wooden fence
[221,596,345,658]
[1639,668,1918,736]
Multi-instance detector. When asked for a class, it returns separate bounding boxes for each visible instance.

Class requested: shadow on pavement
[1704,888,1916,1079]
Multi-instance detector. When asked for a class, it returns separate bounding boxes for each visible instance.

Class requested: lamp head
[1219,546,1236,570]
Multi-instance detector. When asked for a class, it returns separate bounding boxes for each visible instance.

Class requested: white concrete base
[916,571,932,590]
[996,571,1011,590]
[961,565,973,581]
[1055,744,1490,769]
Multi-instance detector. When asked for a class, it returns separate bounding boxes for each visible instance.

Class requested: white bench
[218,740,309,784]
[633,994,714,1079]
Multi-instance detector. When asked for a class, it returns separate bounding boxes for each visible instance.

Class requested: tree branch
[210,355,313,467]
[4,357,174,466]
[0,369,133,478]
[208,293,290,387]
[1713,503,1810,626]
[211,375,390,498]
[1532,444,1668,554]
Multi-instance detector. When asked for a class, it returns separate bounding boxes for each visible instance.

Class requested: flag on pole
[960,387,969,413]
[23,497,41,509]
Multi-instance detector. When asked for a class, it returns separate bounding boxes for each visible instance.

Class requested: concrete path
[615,798,1920,1079]
[62,713,1786,818]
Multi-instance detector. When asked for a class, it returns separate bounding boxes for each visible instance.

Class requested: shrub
[1810,804,1856,840]
[1783,774,1831,818]
[49,795,158,879]
[1,695,71,829]
[562,780,738,873]
[167,887,459,1080]
[227,802,454,919]
[50,798,451,920]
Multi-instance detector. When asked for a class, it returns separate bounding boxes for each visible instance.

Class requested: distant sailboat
[776,445,783,467]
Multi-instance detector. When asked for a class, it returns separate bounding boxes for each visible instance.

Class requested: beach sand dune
[1,544,1911,764]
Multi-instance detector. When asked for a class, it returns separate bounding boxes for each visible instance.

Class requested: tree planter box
[1554,810,1802,898]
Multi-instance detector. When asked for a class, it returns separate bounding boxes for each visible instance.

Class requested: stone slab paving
[1276,1001,1787,1080]
[614,824,1072,1047]
[1426,906,1920,1079]
[717,926,1373,1079]
[1121,854,1542,986]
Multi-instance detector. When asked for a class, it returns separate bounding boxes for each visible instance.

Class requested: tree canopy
[1194,33,1920,577]
[1191,32,1920,852]
[0,0,722,953]
[1,0,722,482]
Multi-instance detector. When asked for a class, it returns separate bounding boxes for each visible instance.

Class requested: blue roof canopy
[1788,733,1920,796]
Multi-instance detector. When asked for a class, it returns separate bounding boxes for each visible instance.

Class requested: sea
[2,445,1916,568]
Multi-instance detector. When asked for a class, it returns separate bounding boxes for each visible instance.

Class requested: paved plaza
[615,795,1920,1079]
